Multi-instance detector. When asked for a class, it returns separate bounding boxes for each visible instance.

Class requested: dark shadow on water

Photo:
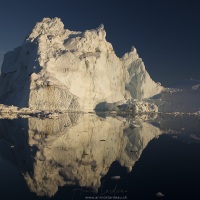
[0,118,35,172]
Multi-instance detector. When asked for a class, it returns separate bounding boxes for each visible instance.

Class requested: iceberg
[0,18,163,111]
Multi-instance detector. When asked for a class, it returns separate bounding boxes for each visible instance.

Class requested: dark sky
[0,0,200,85]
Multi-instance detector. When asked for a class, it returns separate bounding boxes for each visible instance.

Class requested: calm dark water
[0,113,200,200]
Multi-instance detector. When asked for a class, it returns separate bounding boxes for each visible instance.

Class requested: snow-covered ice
[0,17,163,112]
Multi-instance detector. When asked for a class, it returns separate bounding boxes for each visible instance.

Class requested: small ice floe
[111,176,121,180]
[156,192,165,197]
[10,145,15,148]
[20,114,31,118]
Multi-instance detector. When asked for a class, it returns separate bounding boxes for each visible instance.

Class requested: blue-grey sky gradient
[0,0,200,85]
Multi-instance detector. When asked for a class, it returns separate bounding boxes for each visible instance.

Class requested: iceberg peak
[26,17,65,42]
[131,46,137,53]
[97,23,104,30]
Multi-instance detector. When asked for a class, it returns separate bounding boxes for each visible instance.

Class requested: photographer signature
[72,180,127,200]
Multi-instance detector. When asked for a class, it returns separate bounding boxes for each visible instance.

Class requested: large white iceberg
[0,18,163,111]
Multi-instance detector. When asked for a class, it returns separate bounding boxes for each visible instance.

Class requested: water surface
[0,113,200,200]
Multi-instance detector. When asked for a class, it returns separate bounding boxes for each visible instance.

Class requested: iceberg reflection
[0,113,199,197]
[25,114,161,196]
